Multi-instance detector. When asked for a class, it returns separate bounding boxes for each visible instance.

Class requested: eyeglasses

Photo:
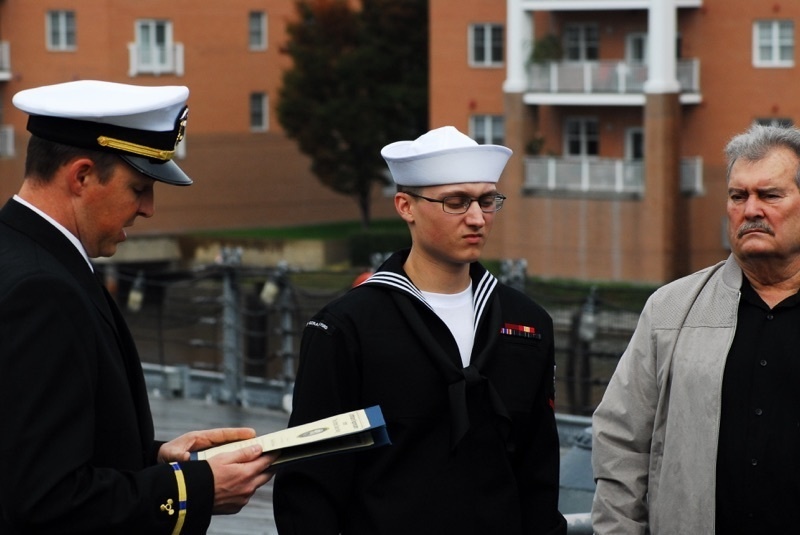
[405,192,506,214]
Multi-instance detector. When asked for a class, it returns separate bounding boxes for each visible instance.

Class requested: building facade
[0,0,397,242]
[430,0,800,283]
[3,1,797,282]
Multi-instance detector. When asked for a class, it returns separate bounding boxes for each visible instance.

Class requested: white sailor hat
[381,126,512,187]
[13,80,192,186]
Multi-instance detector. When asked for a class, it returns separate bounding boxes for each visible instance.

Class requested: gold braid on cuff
[169,462,188,535]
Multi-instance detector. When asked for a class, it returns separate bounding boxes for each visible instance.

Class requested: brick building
[430,0,800,283]
[0,0,397,243]
[2,1,797,282]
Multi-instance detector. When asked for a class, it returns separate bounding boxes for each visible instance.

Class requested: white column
[643,0,680,94]
[503,0,532,93]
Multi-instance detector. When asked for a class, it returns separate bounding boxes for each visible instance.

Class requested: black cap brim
[120,154,193,186]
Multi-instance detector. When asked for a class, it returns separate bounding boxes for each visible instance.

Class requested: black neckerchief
[362,249,513,451]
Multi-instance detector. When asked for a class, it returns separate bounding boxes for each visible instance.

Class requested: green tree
[277,0,428,229]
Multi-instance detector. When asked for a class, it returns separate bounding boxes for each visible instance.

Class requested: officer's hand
[206,446,278,514]
[157,428,257,463]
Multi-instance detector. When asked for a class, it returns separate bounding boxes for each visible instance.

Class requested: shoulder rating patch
[306,319,335,335]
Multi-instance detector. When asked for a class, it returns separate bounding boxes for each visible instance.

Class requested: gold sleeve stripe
[169,462,188,535]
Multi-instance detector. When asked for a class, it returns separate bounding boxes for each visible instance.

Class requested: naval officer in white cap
[0,80,276,535]
[274,126,567,534]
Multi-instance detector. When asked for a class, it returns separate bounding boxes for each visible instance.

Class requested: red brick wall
[0,0,397,237]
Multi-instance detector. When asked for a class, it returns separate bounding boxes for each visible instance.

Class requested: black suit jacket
[0,199,213,534]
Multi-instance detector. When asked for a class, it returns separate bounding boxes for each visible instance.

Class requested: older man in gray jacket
[592,124,800,534]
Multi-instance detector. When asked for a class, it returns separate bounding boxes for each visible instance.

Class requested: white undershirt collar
[421,284,475,367]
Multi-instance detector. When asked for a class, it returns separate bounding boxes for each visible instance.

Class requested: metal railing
[523,156,704,197]
[127,42,185,76]
[121,261,640,534]
[528,59,700,95]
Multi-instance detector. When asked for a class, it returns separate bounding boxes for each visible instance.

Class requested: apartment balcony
[521,1,702,10]
[525,60,701,106]
[0,42,11,81]
[523,156,703,198]
[128,43,185,77]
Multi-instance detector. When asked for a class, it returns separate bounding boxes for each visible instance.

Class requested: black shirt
[716,277,800,534]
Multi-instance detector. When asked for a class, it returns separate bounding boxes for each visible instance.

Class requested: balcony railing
[523,156,704,198]
[0,42,11,81]
[128,42,185,77]
[528,59,700,95]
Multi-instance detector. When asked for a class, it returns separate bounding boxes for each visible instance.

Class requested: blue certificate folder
[189,405,391,466]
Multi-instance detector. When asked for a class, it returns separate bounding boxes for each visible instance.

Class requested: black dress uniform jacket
[0,199,214,534]
[274,250,566,535]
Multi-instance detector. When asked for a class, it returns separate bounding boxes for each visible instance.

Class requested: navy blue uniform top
[274,249,567,535]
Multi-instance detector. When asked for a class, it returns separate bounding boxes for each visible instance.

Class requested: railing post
[260,261,297,412]
[220,246,243,405]
[584,62,592,93]
[617,62,628,93]
[581,159,590,191]
[577,287,597,413]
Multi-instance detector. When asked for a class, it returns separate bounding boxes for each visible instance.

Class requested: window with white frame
[469,23,503,66]
[46,10,76,51]
[625,128,644,160]
[626,33,647,64]
[135,19,174,73]
[249,11,267,51]
[470,115,504,145]
[564,117,599,157]
[564,24,599,61]
[250,92,269,131]
[753,20,794,67]
[756,117,793,128]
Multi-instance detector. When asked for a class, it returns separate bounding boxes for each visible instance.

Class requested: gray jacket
[591,255,742,534]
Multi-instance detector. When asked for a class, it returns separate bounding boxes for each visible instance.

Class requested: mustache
[737,221,774,238]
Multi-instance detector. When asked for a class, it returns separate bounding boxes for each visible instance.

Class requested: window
[133,19,179,75]
[625,128,644,160]
[756,117,793,128]
[565,118,599,157]
[753,20,794,67]
[46,10,76,51]
[250,92,269,131]
[249,12,267,50]
[626,33,647,64]
[0,125,15,158]
[564,24,599,61]
[470,115,504,145]
[469,24,503,66]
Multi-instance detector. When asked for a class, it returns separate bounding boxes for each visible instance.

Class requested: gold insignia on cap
[175,107,188,147]
[96,136,175,161]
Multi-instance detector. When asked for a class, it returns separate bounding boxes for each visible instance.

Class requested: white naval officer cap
[13,80,192,186]
[380,126,512,187]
